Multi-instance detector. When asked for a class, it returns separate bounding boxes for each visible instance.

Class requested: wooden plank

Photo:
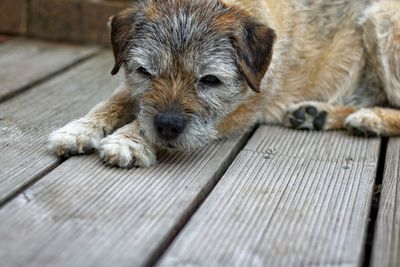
[372,138,400,267]
[0,39,99,101]
[0,52,119,203]
[158,126,381,267]
[0,135,249,267]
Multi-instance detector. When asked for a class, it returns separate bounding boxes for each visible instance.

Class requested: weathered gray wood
[0,133,249,267]
[0,39,99,101]
[0,52,120,202]
[372,138,400,267]
[158,126,381,267]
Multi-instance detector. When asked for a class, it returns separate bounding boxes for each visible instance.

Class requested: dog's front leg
[48,83,136,157]
[99,120,156,168]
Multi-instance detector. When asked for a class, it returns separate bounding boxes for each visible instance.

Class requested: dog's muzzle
[154,111,188,140]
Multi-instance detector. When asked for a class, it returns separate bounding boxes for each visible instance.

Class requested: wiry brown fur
[142,73,206,115]
[49,0,400,168]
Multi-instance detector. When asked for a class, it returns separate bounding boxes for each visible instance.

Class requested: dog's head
[110,0,275,150]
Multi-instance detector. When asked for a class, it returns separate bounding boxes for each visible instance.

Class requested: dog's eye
[199,75,221,87]
[137,67,151,77]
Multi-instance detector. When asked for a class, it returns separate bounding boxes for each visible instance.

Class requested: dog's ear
[231,18,276,93]
[109,8,138,75]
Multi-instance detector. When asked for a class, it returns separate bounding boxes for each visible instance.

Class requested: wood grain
[0,52,120,203]
[372,138,400,267]
[158,126,381,267]
[0,135,249,267]
[0,39,99,101]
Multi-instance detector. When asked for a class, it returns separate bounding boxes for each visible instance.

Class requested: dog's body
[49,0,400,168]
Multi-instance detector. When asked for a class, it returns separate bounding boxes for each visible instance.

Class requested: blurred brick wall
[0,0,132,46]
[0,0,28,35]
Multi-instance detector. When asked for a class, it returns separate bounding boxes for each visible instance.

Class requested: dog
[48,0,400,168]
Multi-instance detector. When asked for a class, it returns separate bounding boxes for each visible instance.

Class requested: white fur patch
[99,129,156,168]
[48,118,104,156]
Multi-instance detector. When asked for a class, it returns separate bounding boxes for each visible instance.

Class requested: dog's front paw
[99,134,156,168]
[48,119,104,157]
[285,102,328,131]
[345,109,382,137]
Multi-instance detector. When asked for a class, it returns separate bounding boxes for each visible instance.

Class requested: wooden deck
[0,39,398,267]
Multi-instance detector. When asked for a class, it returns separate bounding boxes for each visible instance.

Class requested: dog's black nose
[154,111,188,140]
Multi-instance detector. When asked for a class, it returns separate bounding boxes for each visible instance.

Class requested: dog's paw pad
[345,109,382,137]
[99,135,156,168]
[286,104,328,131]
[289,109,306,128]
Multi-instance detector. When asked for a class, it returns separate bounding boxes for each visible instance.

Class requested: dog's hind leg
[285,103,400,137]
[285,2,400,136]
[345,107,400,137]
[284,101,357,131]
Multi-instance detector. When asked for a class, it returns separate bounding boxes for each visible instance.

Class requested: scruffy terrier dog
[49,0,400,168]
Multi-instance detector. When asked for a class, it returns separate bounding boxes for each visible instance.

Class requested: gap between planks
[362,137,388,267]
[371,138,400,267]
